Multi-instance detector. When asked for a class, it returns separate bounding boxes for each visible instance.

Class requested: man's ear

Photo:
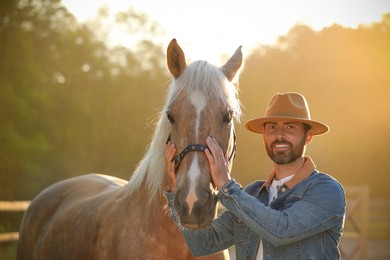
[305,131,313,145]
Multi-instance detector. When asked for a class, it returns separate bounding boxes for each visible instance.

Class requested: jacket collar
[263,156,316,189]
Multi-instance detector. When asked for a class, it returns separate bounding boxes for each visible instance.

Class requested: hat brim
[245,116,329,135]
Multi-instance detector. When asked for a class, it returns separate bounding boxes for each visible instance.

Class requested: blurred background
[1,0,389,259]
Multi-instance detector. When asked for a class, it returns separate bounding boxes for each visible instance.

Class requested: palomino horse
[17,39,242,259]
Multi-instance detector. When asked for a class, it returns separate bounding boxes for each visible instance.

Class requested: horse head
[166,39,242,229]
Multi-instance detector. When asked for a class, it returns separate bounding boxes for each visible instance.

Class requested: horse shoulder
[18,174,127,259]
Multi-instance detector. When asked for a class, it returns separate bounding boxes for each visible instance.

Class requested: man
[165,92,346,259]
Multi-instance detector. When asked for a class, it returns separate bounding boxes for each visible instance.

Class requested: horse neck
[116,178,169,234]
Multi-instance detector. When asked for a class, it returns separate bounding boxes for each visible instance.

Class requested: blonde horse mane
[124,60,241,206]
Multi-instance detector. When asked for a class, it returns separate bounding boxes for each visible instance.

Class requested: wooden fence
[0,201,30,242]
[339,185,370,260]
[1,186,388,260]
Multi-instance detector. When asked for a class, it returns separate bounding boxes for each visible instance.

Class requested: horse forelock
[169,60,241,120]
[124,60,241,208]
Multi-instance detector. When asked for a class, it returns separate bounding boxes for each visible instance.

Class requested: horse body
[18,174,227,259]
[17,39,242,259]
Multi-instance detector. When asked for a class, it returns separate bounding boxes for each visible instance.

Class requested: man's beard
[265,138,306,165]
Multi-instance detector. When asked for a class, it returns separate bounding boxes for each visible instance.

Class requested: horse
[17,39,243,259]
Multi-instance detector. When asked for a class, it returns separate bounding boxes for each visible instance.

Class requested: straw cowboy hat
[245,92,329,135]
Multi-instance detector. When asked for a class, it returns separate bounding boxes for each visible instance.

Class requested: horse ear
[167,39,186,79]
[221,46,242,82]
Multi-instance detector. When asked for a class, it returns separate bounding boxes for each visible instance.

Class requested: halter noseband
[167,131,237,173]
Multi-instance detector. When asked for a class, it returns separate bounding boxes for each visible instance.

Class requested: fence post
[340,185,369,260]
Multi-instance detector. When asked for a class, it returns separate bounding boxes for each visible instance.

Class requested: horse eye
[223,110,233,123]
[166,112,175,124]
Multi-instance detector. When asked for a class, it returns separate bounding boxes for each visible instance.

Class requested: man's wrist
[218,179,239,194]
[217,177,231,190]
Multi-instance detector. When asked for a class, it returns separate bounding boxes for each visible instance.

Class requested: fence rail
[1,189,389,260]
[0,232,19,243]
[0,201,30,242]
[0,201,30,212]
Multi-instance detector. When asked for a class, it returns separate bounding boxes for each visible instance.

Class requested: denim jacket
[165,157,346,260]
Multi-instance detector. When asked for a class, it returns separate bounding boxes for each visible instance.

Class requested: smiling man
[165,92,346,259]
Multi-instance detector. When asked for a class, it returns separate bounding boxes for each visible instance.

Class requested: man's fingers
[206,137,226,161]
[205,147,214,164]
[165,142,176,173]
[166,142,176,158]
[165,142,177,191]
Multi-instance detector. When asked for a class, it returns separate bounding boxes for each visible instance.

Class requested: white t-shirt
[256,175,294,260]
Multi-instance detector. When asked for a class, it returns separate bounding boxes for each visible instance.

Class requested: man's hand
[165,141,177,192]
[205,136,231,190]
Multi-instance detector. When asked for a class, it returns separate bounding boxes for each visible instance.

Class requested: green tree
[0,0,168,200]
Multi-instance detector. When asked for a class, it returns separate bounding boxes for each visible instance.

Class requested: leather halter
[167,131,237,173]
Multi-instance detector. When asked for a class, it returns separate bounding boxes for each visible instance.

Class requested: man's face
[263,121,312,165]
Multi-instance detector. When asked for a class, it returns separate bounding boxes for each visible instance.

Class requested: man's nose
[275,128,286,138]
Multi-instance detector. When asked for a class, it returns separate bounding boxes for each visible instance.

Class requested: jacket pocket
[232,215,250,244]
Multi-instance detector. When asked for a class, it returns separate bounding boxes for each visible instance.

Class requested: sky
[62,0,390,64]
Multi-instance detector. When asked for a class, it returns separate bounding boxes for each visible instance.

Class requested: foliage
[0,0,168,200]
[0,1,389,202]
[0,1,389,258]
